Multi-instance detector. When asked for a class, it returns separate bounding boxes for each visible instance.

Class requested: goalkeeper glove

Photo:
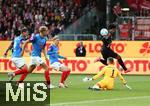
[82,77,93,82]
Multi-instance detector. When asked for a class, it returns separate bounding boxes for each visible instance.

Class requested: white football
[82,77,88,82]
[100,28,108,36]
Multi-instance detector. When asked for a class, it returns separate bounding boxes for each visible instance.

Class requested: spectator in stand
[0,0,95,40]
[113,2,122,21]
[75,41,86,57]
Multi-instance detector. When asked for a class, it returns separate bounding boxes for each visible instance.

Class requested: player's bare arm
[3,41,14,57]
[21,39,30,56]
[42,48,48,61]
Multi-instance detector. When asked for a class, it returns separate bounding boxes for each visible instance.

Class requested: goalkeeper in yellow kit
[83,57,132,90]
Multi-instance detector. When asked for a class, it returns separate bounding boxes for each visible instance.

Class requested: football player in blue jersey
[47,36,70,88]
[22,26,55,89]
[7,27,30,88]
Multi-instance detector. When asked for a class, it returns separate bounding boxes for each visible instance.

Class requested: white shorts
[11,57,25,68]
[51,62,65,71]
[30,56,44,66]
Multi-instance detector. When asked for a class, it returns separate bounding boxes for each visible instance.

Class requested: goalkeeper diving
[83,57,132,90]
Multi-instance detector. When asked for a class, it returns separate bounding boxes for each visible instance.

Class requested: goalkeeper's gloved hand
[82,77,93,82]
[124,83,132,90]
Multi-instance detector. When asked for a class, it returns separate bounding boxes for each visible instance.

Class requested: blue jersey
[12,36,26,58]
[30,33,47,57]
[47,44,65,64]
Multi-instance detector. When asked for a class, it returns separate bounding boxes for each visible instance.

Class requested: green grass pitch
[0,73,150,106]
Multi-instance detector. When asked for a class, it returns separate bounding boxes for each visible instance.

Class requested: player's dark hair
[108,24,116,30]
[107,57,114,63]
[21,27,28,33]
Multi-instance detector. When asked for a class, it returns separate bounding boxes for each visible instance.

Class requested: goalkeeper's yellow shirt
[92,64,126,84]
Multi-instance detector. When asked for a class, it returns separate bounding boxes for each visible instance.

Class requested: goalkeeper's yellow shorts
[96,79,114,90]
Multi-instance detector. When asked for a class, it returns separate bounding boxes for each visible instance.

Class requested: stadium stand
[0,0,149,40]
[0,0,95,40]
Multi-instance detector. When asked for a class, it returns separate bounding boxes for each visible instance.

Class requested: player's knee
[61,66,70,72]
[21,65,27,70]
[107,87,113,90]
[28,65,36,73]
[67,67,71,71]
[41,63,49,70]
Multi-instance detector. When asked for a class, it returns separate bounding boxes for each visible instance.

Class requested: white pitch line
[50,96,150,106]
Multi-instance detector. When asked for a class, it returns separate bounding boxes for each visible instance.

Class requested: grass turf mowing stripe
[50,96,150,106]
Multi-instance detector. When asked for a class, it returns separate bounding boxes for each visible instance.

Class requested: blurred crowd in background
[0,0,95,40]
[0,0,149,40]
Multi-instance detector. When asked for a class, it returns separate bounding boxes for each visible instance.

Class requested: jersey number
[111,69,115,78]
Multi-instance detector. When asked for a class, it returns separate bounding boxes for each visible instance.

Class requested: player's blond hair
[39,26,48,33]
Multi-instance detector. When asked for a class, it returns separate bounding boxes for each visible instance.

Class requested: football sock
[60,71,66,83]
[14,69,23,75]
[14,66,28,76]
[63,70,70,81]
[118,58,127,71]
[44,69,50,85]
[18,73,28,83]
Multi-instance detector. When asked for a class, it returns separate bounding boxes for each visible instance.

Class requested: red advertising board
[0,57,150,75]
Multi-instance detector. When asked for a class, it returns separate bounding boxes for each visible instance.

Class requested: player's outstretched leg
[116,55,131,73]
[59,66,71,88]
[94,57,108,66]
[59,71,70,88]
[45,70,56,89]
[100,59,107,65]
[8,65,28,82]
[41,63,56,89]
[88,85,101,91]
[44,69,50,87]
[94,52,108,65]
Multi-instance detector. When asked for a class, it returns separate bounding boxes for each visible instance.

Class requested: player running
[21,26,55,89]
[94,24,130,73]
[83,57,132,90]
[3,32,30,57]
[47,36,70,88]
[7,27,29,86]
